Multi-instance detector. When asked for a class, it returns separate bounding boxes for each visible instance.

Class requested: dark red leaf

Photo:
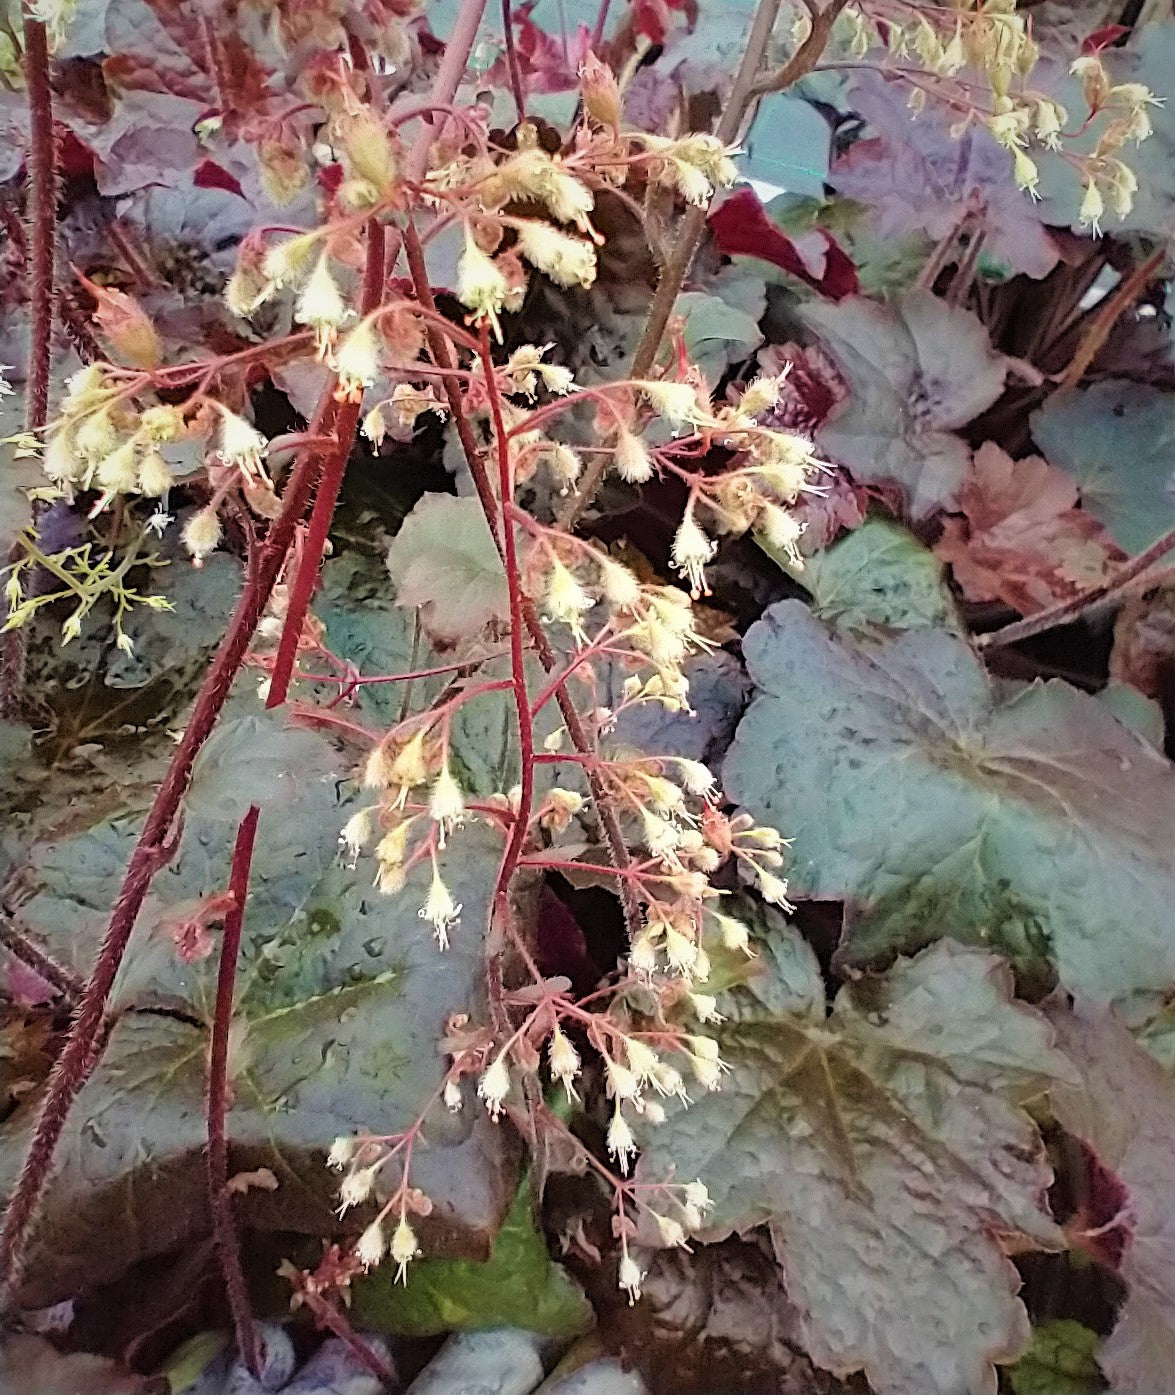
[509,3,592,93]
[633,0,671,43]
[57,128,96,178]
[193,157,244,197]
[1068,1138,1133,1273]
[708,189,858,300]
[1082,23,1130,54]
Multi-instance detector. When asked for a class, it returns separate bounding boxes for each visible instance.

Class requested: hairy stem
[976,522,1175,652]
[299,1289,398,1388]
[0,911,84,1004]
[206,805,262,1379]
[266,220,387,709]
[0,402,330,1302]
[21,12,55,434]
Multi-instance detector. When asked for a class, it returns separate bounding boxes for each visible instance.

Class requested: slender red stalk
[266,219,386,709]
[265,0,490,709]
[299,1289,398,1388]
[501,0,527,123]
[479,320,535,914]
[0,404,328,1301]
[399,216,640,935]
[206,805,262,1379]
[21,11,55,435]
[976,521,1175,651]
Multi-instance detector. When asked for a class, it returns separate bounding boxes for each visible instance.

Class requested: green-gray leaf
[722,601,1175,1005]
[799,290,1007,519]
[639,934,1070,1395]
[385,493,508,644]
[1029,381,1175,553]
[776,516,960,637]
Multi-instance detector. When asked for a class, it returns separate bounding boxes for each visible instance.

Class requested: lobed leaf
[723,601,1175,1004]
[936,442,1125,618]
[1029,382,1175,555]
[385,494,510,645]
[799,290,1008,519]
[1,717,519,1304]
[779,515,961,637]
[640,930,1069,1395]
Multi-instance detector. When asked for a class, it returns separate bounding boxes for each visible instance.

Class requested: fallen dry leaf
[936,441,1125,616]
[225,1166,280,1195]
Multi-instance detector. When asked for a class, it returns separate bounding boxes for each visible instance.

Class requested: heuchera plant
[0,0,1160,1387]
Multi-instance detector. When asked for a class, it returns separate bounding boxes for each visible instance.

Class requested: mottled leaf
[799,290,1008,518]
[1046,1002,1175,1394]
[936,442,1125,617]
[385,494,509,644]
[350,1178,592,1338]
[1030,382,1175,554]
[1,721,517,1305]
[779,516,961,637]
[578,1233,837,1395]
[640,933,1069,1395]
[830,73,1059,280]
[723,601,1175,1004]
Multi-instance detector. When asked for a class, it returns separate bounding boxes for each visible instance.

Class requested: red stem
[21,12,55,435]
[479,320,534,915]
[501,0,527,123]
[266,220,387,709]
[300,1289,398,1388]
[206,805,262,1379]
[0,402,329,1301]
[399,215,640,936]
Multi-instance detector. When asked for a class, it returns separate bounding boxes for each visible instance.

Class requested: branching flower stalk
[0,0,492,1299]
[0,0,1157,1320]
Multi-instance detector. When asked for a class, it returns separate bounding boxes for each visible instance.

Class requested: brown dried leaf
[225,1165,279,1194]
[936,441,1125,616]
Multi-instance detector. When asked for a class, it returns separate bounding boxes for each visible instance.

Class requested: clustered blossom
[11,20,1130,1319]
[837,1,1156,223]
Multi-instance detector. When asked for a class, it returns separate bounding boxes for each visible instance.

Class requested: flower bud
[580,52,621,127]
[138,449,173,498]
[182,507,222,566]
